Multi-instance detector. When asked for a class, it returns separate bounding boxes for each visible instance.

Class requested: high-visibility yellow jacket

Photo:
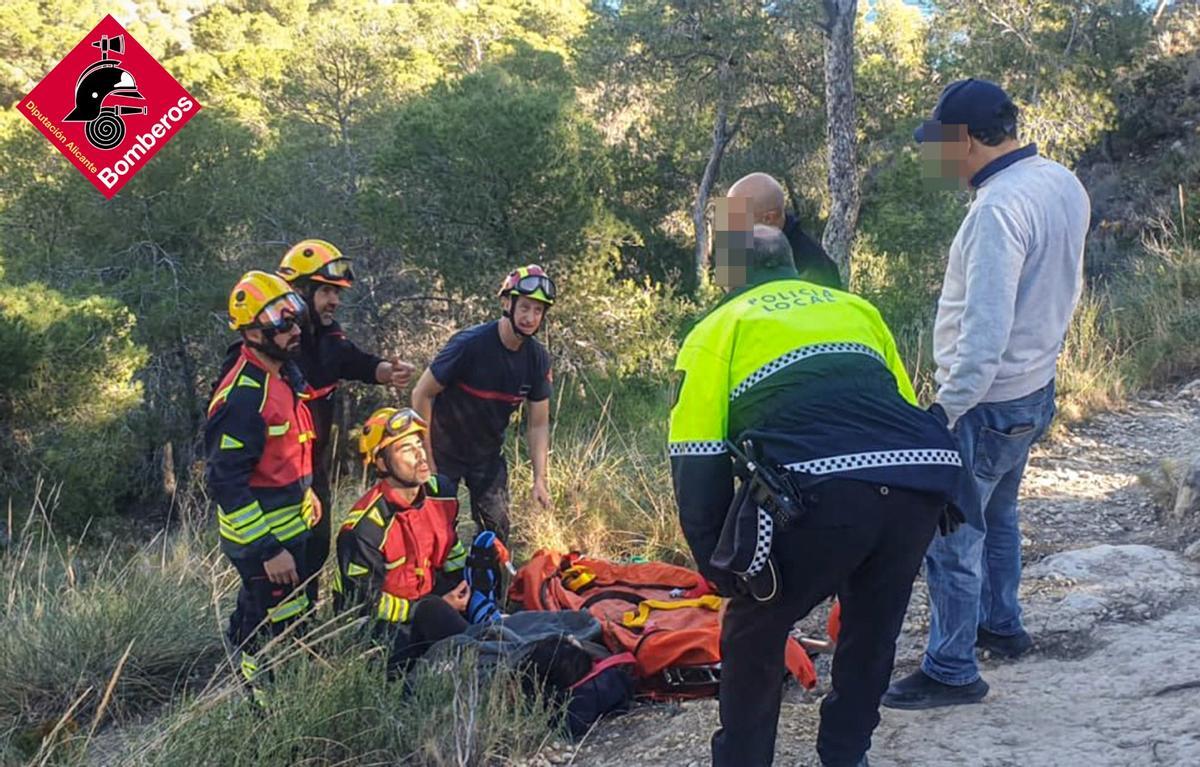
[668,275,966,576]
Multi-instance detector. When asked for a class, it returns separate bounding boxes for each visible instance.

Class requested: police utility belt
[710,440,810,603]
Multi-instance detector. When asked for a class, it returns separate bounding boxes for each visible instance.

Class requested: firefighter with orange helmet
[205,270,321,698]
[333,406,471,673]
[410,265,556,541]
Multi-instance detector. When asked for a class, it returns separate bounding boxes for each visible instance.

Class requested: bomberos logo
[19,14,201,199]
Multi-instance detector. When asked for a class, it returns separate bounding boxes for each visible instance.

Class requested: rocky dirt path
[561,386,1200,767]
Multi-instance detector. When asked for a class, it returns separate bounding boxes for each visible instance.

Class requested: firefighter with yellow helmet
[205,270,321,697]
[411,265,556,541]
[332,406,471,673]
[212,239,415,604]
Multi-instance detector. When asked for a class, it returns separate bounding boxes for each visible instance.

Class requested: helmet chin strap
[503,297,545,338]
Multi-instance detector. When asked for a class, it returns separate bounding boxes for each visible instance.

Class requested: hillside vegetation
[3,1,1200,764]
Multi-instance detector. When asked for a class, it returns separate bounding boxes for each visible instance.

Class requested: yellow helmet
[227,270,307,331]
[278,239,354,288]
[359,407,428,466]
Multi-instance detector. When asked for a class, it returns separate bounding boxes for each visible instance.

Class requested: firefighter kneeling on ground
[333,406,481,674]
[204,271,322,701]
[668,215,972,767]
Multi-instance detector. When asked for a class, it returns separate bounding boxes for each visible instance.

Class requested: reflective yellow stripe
[384,556,407,570]
[268,594,310,623]
[444,541,467,571]
[236,374,261,389]
[376,593,411,623]
[267,421,290,437]
[218,501,264,528]
[297,430,315,444]
[219,520,271,544]
[240,652,258,682]
[367,508,385,527]
[621,595,724,628]
[209,383,235,416]
[272,518,308,542]
[263,504,302,523]
[347,563,370,577]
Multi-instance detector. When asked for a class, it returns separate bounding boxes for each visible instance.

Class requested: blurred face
[919,123,976,188]
[506,295,548,335]
[713,196,753,289]
[378,432,430,487]
[311,284,342,326]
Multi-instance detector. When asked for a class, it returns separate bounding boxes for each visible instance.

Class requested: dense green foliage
[0,0,1198,533]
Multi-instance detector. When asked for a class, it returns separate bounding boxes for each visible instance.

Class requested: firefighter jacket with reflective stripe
[668,274,969,581]
[204,346,317,563]
[332,476,468,625]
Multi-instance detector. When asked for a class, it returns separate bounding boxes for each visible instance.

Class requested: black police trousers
[712,478,943,767]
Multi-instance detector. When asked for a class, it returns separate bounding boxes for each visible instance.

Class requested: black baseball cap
[914,79,1015,143]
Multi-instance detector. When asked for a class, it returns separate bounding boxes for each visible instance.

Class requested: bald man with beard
[727,173,843,290]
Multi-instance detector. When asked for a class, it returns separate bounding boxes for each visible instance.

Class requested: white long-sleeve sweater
[933,153,1091,426]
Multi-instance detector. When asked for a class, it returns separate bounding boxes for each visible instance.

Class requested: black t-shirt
[429,320,552,463]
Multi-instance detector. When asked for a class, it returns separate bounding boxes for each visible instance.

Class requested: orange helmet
[278,239,354,288]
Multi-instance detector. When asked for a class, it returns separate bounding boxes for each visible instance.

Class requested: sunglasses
[513,274,556,301]
[254,293,307,333]
[315,258,355,283]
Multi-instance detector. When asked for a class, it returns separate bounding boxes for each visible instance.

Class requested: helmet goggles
[253,292,307,333]
[313,258,355,285]
[385,408,427,439]
[511,274,556,303]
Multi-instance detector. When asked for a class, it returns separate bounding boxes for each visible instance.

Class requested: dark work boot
[976,627,1033,659]
[880,669,989,710]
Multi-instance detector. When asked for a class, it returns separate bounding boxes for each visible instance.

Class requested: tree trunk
[1153,0,1170,28]
[821,0,860,284]
[693,95,739,284]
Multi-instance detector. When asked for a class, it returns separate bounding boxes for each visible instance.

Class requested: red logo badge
[18,15,201,199]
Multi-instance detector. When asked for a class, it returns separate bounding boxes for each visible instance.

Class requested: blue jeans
[921,380,1056,685]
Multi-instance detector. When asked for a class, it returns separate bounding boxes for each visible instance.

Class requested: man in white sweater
[883,79,1091,710]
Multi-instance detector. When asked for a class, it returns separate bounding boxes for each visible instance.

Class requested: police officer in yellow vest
[669,212,970,767]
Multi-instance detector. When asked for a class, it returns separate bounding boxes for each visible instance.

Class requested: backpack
[508,550,818,699]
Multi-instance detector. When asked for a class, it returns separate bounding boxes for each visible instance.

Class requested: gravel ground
[564,384,1200,767]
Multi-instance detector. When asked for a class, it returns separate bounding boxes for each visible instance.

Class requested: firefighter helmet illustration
[63,34,147,151]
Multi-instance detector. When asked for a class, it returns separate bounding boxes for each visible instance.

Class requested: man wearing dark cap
[727,172,843,289]
[882,79,1091,710]
[669,205,970,766]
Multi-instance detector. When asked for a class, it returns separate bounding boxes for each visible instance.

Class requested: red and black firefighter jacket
[215,321,384,477]
[204,346,319,562]
[332,475,468,625]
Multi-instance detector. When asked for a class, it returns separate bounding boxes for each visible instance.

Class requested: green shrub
[0,283,148,530]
